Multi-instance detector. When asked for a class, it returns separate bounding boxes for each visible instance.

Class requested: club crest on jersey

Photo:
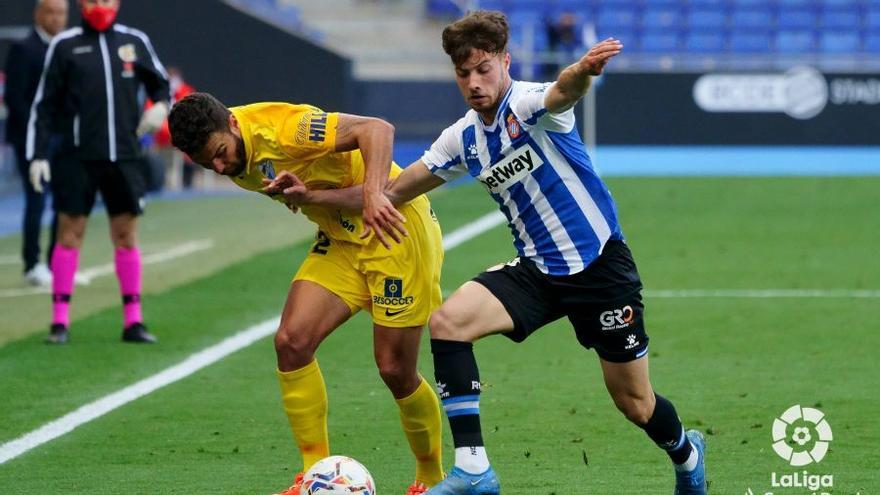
[477,143,545,193]
[117,44,137,63]
[506,113,522,139]
[258,160,276,179]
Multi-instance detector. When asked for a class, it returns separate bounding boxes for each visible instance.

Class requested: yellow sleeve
[279,105,339,162]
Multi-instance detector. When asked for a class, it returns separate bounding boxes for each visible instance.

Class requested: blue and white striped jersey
[422,80,624,276]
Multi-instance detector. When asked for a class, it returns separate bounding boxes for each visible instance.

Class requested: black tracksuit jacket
[27,21,170,163]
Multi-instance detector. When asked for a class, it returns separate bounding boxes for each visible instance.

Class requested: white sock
[455,446,490,474]
[674,442,699,472]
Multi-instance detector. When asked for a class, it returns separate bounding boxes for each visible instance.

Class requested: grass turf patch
[1,178,877,494]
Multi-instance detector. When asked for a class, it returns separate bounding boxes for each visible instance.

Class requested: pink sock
[51,245,79,327]
[115,246,143,327]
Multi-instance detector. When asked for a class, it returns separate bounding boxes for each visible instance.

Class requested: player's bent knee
[58,220,86,248]
[376,362,419,396]
[376,361,408,385]
[59,236,81,249]
[428,308,462,340]
[112,232,137,249]
[274,326,318,363]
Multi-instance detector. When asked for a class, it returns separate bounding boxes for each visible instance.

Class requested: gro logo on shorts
[772,404,833,466]
[599,305,634,330]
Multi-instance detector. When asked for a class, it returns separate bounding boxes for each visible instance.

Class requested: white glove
[29,159,51,193]
[136,101,169,137]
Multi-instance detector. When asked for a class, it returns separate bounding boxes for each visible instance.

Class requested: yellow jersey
[229,102,408,245]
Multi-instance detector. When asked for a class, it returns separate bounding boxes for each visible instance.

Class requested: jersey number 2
[312,231,330,255]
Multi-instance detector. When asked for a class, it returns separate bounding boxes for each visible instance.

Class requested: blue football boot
[674,429,708,494]
[425,466,500,495]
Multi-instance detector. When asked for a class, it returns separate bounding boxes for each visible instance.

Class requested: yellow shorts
[293,195,444,328]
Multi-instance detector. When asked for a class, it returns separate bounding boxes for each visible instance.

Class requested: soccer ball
[300,455,376,495]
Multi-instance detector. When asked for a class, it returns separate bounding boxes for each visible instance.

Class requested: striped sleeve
[510,81,575,132]
[421,122,467,182]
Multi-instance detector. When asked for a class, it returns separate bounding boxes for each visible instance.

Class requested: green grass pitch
[0,177,877,494]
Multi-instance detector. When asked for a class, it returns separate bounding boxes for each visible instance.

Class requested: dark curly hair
[168,92,231,156]
[442,10,509,67]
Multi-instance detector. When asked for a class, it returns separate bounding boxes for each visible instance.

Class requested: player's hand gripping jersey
[230,102,443,327]
[230,102,430,244]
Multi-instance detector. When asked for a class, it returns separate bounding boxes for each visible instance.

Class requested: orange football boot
[273,472,304,495]
[405,481,429,495]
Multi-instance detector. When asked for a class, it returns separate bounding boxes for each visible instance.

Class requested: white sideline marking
[441,288,880,299]
[0,319,279,465]
[0,286,48,297]
[438,212,879,300]
[0,240,214,298]
[442,211,506,250]
[0,213,504,465]
[78,239,215,284]
[0,256,20,266]
[645,289,880,299]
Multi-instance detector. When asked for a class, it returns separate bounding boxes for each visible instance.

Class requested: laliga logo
[772,404,833,466]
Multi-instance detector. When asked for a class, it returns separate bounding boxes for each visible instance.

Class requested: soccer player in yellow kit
[168,92,444,495]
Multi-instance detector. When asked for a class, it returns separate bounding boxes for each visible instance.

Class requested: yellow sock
[396,376,444,486]
[277,360,330,472]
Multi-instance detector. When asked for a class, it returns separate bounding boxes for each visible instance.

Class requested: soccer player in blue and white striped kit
[267,10,707,495]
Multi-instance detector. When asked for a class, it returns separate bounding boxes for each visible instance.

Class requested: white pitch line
[442,211,506,250]
[0,319,279,465]
[3,210,877,465]
[77,239,215,284]
[440,288,880,299]
[0,286,48,298]
[0,212,505,465]
[0,240,214,298]
[645,289,880,299]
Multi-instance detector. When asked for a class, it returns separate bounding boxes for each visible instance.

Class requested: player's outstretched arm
[383,160,447,206]
[544,38,623,114]
[333,113,402,248]
[263,171,362,211]
[263,162,444,249]
[264,161,443,209]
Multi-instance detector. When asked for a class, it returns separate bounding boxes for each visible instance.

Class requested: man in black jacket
[4,0,69,287]
[27,0,170,344]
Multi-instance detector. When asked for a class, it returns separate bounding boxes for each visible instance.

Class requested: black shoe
[122,322,157,343]
[45,323,69,344]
